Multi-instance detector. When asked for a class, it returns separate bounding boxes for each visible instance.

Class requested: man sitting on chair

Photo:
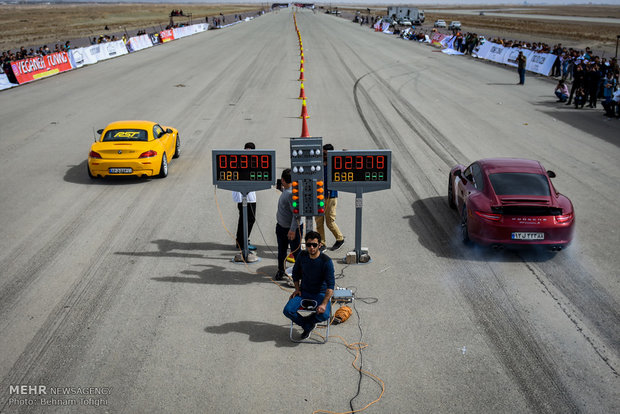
[283,231,335,339]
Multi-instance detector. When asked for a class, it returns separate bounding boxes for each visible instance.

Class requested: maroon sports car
[448,158,575,250]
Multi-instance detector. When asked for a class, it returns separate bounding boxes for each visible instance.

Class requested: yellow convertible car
[88,120,180,178]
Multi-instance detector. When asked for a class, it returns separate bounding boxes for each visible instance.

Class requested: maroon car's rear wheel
[461,206,470,244]
[448,173,456,209]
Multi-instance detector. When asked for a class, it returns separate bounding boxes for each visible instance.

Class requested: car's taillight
[89,151,102,159]
[139,150,157,158]
[475,211,502,221]
[555,213,573,223]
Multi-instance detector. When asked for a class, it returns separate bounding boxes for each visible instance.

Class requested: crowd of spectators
[358,14,620,119]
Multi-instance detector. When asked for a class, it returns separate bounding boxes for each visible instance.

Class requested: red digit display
[216,152,272,181]
[330,154,388,182]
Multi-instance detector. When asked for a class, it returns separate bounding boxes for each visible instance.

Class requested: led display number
[216,153,272,181]
[331,155,387,182]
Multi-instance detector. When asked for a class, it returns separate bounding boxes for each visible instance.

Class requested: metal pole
[355,188,363,262]
[616,35,619,59]
[241,194,249,260]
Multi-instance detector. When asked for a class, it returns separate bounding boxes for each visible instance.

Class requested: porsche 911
[448,158,575,250]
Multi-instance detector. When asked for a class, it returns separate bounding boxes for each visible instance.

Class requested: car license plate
[511,232,544,240]
[109,168,132,174]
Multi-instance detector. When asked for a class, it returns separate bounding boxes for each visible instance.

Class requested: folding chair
[289,299,331,344]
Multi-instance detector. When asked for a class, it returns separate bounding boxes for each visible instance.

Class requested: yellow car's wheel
[173,134,180,159]
[158,153,168,178]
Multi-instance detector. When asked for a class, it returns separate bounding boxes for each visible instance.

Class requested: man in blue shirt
[283,231,335,339]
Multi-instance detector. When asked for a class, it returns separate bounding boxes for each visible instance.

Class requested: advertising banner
[473,41,494,59]
[159,30,174,43]
[503,48,534,67]
[431,32,446,48]
[526,52,556,76]
[70,47,95,68]
[0,73,15,90]
[128,34,153,52]
[10,51,73,84]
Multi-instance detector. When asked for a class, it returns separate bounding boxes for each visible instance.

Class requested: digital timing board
[326,150,392,193]
[212,149,276,192]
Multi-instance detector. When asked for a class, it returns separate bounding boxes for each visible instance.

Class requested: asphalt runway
[0,9,618,414]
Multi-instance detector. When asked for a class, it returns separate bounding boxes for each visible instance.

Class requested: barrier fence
[1,22,213,91]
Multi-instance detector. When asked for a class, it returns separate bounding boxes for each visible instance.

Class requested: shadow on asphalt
[204,321,299,348]
[152,264,279,285]
[406,196,558,263]
[532,99,619,148]
[64,160,154,185]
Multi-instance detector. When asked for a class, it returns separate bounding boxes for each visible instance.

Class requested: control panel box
[290,137,324,217]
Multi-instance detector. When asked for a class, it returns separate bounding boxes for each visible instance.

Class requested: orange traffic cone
[301,117,310,138]
[299,61,304,71]
[298,68,305,81]
[298,82,306,99]
[299,99,309,119]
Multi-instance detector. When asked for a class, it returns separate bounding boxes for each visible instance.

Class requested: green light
[293,201,298,207]
[319,201,324,207]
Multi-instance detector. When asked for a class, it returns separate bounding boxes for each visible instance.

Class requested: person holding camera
[282,231,334,339]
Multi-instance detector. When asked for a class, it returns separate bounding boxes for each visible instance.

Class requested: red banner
[10,52,73,84]
[159,30,175,43]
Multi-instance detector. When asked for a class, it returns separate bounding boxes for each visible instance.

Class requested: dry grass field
[0,3,265,51]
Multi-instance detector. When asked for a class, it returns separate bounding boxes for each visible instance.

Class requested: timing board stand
[233,193,258,263]
[326,150,392,265]
[211,149,276,264]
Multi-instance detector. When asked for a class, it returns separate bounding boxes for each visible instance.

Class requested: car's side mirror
[547,170,556,178]
[453,170,462,178]
[166,128,173,134]
[96,129,103,134]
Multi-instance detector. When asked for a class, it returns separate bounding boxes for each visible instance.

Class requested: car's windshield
[489,173,550,196]
[102,129,148,142]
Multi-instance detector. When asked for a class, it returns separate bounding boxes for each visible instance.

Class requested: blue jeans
[518,68,525,85]
[283,292,331,331]
[555,91,568,102]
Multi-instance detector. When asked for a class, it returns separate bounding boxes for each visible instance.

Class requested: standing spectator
[567,63,585,105]
[516,51,527,85]
[554,79,569,102]
[602,71,617,103]
[551,44,562,77]
[233,142,258,251]
[585,63,602,108]
[315,144,345,252]
[275,168,302,280]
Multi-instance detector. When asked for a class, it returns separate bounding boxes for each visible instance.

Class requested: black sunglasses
[306,242,319,248]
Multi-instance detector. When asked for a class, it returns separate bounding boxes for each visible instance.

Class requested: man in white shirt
[233,142,257,250]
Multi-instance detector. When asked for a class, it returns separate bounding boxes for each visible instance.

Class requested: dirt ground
[0,3,266,52]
